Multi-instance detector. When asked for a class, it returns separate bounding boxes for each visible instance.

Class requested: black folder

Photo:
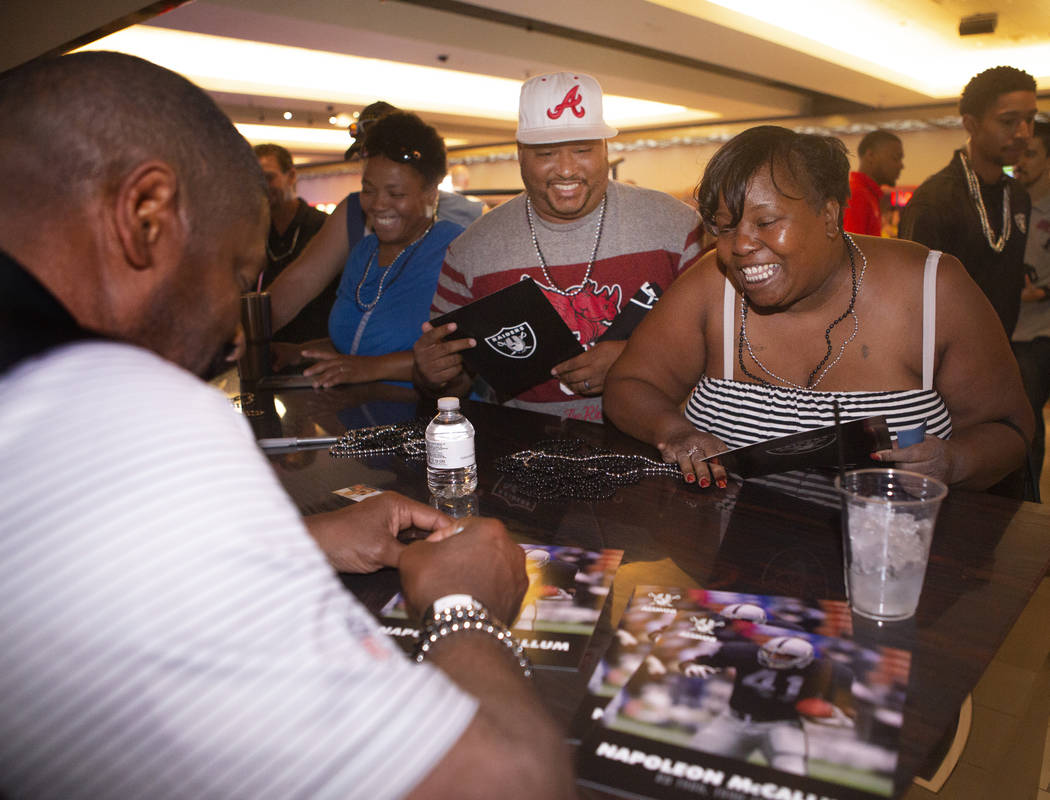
[431,278,584,400]
[706,416,892,479]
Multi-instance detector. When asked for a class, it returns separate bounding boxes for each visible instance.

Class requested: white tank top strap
[922,250,941,391]
[723,277,736,381]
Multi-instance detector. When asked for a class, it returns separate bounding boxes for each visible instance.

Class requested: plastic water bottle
[426,397,477,497]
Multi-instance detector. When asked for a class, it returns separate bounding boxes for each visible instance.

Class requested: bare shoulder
[854,235,929,274]
[667,249,724,307]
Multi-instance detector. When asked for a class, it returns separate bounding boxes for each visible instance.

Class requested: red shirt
[844,171,883,236]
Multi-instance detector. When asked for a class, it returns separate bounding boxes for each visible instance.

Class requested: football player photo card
[430,278,584,401]
[568,587,853,743]
[377,544,623,670]
[577,610,910,800]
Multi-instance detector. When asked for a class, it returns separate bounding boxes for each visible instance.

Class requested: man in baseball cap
[414,71,702,422]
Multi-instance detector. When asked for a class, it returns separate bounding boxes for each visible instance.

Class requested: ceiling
[75,0,1050,162]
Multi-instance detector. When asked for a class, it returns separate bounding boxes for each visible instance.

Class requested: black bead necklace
[494,438,680,500]
[329,420,427,459]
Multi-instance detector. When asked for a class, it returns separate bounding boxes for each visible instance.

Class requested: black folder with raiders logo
[430,278,584,401]
[706,415,892,479]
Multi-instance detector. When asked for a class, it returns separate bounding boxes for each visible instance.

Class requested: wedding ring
[686,446,701,458]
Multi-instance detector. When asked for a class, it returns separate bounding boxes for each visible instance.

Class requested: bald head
[0,52,268,375]
[0,51,264,237]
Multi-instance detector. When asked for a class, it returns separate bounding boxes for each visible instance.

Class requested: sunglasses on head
[364,143,423,163]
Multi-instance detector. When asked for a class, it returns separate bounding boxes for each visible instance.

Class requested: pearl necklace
[525,194,607,296]
[355,222,435,312]
[738,231,868,390]
[959,149,1010,253]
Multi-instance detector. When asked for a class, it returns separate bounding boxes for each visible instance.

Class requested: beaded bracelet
[414,601,533,679]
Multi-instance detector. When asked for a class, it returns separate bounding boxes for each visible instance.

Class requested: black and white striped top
[685,250,952,448]
[0,342,476,799]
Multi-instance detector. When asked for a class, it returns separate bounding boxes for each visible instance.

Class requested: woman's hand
[656,427,730,488]
[872,436,955,486]
[302,349,369,388]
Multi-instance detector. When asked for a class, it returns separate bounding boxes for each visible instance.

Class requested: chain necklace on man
[738,231,868,390]
[266,223,302,263]
[959,149,1010,253]
[355,222,435,311]
[526,193,606,296]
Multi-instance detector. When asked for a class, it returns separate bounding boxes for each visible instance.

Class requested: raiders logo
[765,431,836,456]
[1015,213,1027,235]
[484,322,537,359]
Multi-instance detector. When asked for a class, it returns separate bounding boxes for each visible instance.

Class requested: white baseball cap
[515,72,618,145]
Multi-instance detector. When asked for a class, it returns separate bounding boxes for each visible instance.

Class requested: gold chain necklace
[959,149,1010,254]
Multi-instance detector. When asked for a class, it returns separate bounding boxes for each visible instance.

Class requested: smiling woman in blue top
[604,125,1033,492]
[269,112,463,386]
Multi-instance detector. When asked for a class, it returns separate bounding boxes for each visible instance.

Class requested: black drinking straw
[833,398,847,484]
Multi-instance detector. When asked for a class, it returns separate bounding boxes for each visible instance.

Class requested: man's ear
[961,113,979,140]
[114,161,181,271]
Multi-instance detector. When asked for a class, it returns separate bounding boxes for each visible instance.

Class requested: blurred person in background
[253,143,331,342]
[1011,119,1050,488]
[844,130,903,237]
[898,66,1037,336]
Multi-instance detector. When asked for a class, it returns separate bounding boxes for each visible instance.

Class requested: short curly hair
[362,111,447,187]
[695,125,849,231]
[959,66,1036,118]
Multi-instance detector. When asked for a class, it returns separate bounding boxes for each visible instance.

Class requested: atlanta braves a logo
[547,85,586,120]
[484,322,537,359]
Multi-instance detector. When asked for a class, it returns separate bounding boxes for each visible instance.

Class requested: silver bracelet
[414,601,533,679]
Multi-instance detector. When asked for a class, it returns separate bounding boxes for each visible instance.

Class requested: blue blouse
[329,219,462,356]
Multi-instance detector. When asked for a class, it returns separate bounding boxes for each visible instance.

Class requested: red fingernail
[717,479,726,489]
[685,474,695,483]
[699,478,710,488]
[871,452,882,461]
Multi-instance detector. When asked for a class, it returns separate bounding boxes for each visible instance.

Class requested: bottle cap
[437,397,461,411]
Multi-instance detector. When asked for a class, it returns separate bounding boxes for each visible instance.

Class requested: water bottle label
[427,439,476,469]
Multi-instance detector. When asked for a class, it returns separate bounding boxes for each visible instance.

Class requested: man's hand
[304,492,452,574]
[398,517,527,625]
[551,340,626,396]
[413,321,475,394]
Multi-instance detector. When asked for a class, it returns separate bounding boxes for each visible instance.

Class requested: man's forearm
[408,632,575,800]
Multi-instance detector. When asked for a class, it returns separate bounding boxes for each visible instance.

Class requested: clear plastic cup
[836,469,948,621]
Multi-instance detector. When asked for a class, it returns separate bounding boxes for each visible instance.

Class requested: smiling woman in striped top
[604,125,1032,492]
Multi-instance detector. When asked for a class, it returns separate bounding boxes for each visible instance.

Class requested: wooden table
[226,376,1050,797]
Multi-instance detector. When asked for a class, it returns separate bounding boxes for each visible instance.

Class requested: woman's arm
[887,253,1034,489]
[269,198,352,333]
[605,257,729,486]
[300,347,414,388]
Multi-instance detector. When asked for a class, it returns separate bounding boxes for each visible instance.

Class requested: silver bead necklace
[525,193,606,296]
[738,231,868,390]
[959,149,1010,254]
[355,222,435,311]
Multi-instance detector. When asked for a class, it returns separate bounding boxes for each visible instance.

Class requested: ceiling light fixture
[75,26,716,129]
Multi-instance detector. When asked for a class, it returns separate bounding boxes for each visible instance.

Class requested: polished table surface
[224,374,1050,798]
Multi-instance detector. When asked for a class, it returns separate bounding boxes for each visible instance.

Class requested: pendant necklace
[266,223,302,263]
[959,149,1010,253]
[355,222,435,312]
[526,193,606,296]
[738,231,868,390]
